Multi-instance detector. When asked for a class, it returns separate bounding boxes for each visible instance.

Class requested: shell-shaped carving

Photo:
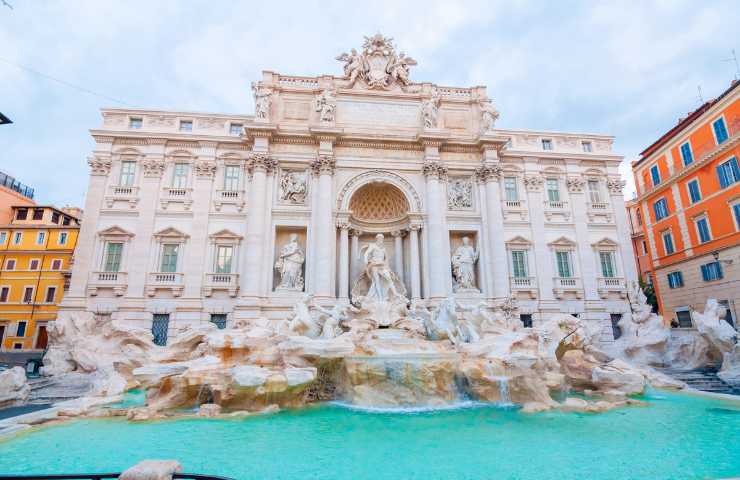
[349,183,409,222]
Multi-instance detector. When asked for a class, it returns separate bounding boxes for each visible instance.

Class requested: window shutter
[701,264,709,281]
[730,158,740,183]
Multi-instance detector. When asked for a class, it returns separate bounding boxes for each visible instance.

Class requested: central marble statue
[362,234,403,302]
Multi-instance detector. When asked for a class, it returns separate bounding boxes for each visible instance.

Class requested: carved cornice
[198,141,218,149]
[194,160,217,177]
[607,176,626,195]
[311,154,336,176]
[141,158,166,177]
[246,153,278,174]
[336,221,351,230]
[523,174,544,191]
[390,230,406,238]
[92,135,114,144]
[566,176,586,193]
[421,160,448,180]
[408,223,422,231]
[148,138,169,146]
[88,157,112,176]
[474,164,503,183]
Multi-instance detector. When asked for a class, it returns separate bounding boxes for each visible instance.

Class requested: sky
[1,0,738,207]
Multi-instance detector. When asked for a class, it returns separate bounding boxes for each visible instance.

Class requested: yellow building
[0,206,80,351]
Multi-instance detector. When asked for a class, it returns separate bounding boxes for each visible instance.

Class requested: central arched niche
[348,182,410,224]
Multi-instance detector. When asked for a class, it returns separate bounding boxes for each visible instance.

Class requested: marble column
[524,172,554,303]
[408,224,422,300]
[568,176,599,301]
[183,155,217,298]
[338,222,350,300]
[475,163,509,299]
[242,153,277,299]
[311,154,336,298]
[392,230,404,283]
[608,177,638,284]
[422,159,451,299]
[350,229,362,287]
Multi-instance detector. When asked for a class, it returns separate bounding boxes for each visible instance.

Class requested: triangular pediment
[506,235,532,247]
[209,229,243,240]
[591,237,619,248]
[548,236,576,247]
[97,225,135,238]
[153,227,189,240]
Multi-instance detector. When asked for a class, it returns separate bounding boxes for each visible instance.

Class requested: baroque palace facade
[63,35,636,341]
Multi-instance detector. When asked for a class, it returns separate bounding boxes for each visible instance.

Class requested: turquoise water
[0,391,739,480]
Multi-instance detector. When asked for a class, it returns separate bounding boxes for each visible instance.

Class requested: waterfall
[497,377,510,406]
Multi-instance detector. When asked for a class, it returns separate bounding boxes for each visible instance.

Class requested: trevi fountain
[0,34,738,480]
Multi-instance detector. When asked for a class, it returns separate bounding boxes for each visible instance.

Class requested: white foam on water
[329,400,500,414]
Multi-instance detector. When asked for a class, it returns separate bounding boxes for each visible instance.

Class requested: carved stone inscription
[336,100,419,127]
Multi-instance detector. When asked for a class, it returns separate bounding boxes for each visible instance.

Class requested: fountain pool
[0,391,738,479]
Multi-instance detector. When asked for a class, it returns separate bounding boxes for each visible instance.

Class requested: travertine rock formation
[0,367,30,408]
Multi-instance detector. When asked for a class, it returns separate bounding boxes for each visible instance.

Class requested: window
[5,259,15,270]
[717,157,740,188]
[676,309,692,328]
[172,163,189,188]
[511,250,528,278]
[610,314,622,340]
[224,165,240,191]
[103,242,123,272]
[637,209,642,226]
[556,251,572,278]
[587,180,602,203]
[119,161,136,186]
[713,117,729,144]
[667,271,684,289]
[0,232,5,244]
[36,231,45,245]
[215,245,233,273]
[641,240,647,255]
[733,202,740,231]
[0,287,9,302]
[45,287,56,303]
[59,232,68,245]
[650,165,661,186]
[687,179,701,204]
[719,299,735,327]
[653,198,669,221]
[51,212,60,224]
[63,216,71,226]
[160,244,179,272]
[695,216,711,243]
[16,321,27,337]
[662,231,675,255]
[546,178,560,202]
[22,287,33,303]
[503,177,518,201]
[542,139,553,150]
[29,259,40,270]
[700,261,723,281]
[582,141,592,152]
[229,123,242,136]
[211,314,227,329]
[51,259,63,271]
[16,208,28,220]
[520,314,533,328]
[680,142,693,166]
[152,314,170,346]
[32,209,44,220]
[599,251,616,278]
[179,120,193,132]
[13,343,22,350]
[13,232,22,244]
[129,117,143,129]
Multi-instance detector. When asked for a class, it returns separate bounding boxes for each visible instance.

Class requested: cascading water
[484,363,512,406]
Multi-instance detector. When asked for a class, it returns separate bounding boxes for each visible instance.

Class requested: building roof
[635,80,740,167]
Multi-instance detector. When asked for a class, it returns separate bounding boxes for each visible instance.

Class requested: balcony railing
[597,276,627,298]
[203,272,239,297]
[160,187,193,210]
[87,271,128,296]
[146,272,184,297]
[544,200,567,209]
[588,201,609,210]
[503,199,523,209]
[109,185,138,196]
[552,276,583,299]
[105,185,139,208]
[510,276,537,298]
[214,189,245,212]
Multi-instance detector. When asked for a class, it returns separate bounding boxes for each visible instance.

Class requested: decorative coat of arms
[336,34,417,90]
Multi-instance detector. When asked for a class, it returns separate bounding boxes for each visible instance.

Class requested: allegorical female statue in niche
[275,234,305,291]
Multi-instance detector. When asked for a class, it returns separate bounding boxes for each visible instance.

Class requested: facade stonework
[62,36,636,339]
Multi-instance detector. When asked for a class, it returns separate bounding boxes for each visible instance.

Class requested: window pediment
[591,237,618,250]
[98,225,135,239]
[506,235,532,248]
[209,229,243,244]
[153,227,189,241]
[548,236,576,248]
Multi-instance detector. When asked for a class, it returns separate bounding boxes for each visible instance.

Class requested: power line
[0,56,134,106]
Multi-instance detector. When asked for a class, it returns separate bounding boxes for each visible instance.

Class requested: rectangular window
[16,321,27,337]
[51,259,63,271]
[717,157,740,188]
[129,117,143,129]
[599,251,615,277]
[546,178,560,202]
[5,259,16,270]
[29,259,40,270]
[676,309,692,328]
[13,232,22,244]
[0,287,9,302]
[152,314,170,346]
[680,142,693,166]
[63,217,71,226]
[0,232,6,244]
[179,120,193,132]
[520,314,533,328]
[172,163,189,188]
[224,165,240,191]
[119,161,136,186]
[610,314,623,340]
[32,209,44,220]
[22,287,33,303]
[36,231,45,245]
[637,209,642,226]
[542,139,553,150]
[662,231,675,255]
[695,217,711,243]
[641,240,647,255]
[733,203,740,231]
[556,251,572,278]
[650,165,661,186]
[653,198,669,221]
[587,180,602,203]
[103,242,123,272]
[160,244,179,273]
[13,343,22,350]
[16,208,28,220]
[667,271,684,289]
[582,141,592,152]
[503,177,518,201]
[59,232,68,245]
[215,245,233,273]
[700,261,723,281]
[511,250,528,278]
[211,313,227,329]
[687,179,701,203]
[45,287,56,303]
[52,212,60,224]
[229,123,242,136]
[713,117,729,144]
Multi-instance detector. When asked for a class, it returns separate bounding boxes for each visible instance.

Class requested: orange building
[631,80,740,328]
[0,170,36,224]
[626,199,653,285]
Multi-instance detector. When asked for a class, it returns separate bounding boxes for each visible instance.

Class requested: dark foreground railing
[0,474,234,480]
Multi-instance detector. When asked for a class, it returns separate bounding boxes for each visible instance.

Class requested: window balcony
[501,199,528,221]
[160,187,193,210]
[552,276,583,299]
[510,276,537,299]
[597,276,627,299]
[213,189,245,212]
[87,271,128,296]
[588,201,609,210]
[203,272,240,297]
[543,200,571,222]
[146,272,184,297]
[105,185,139,209]
[544,200,567,209]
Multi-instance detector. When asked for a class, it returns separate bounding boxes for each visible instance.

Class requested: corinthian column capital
[87,156,112,176]
[246,152,278,175]
[311,154,336,176]
[474,164,502,183]
[422,160,448,181]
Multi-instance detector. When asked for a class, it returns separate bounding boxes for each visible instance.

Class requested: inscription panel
[336,100,419,128]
